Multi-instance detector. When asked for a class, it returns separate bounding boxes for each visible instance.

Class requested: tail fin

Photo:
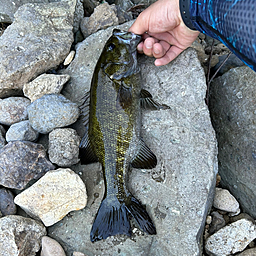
[90,195,156,242]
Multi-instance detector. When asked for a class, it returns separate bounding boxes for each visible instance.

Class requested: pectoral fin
[79,128,98,165]
[131,140,157,169]
[140,89,169,110]
[79,91,90,126]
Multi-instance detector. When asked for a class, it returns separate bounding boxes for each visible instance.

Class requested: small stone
[236,248,256,256]
[209,211,226,235]
[73,252,87,256]
[23,74,70,102]
[49,128,80,167]
[64,51,76,66]
[213,188,239,213]
[205,219,256,256]
[0,125,6,149]
[27,94,79,134]
[41,236,66,256]
[0,188,16,216]
[80,2,119,38]
[206,215,212,225]
[14,168,87,226]
[6,120,39,142]
[0,141,55,190]
[0,97,30,125]
[0,215,46,256]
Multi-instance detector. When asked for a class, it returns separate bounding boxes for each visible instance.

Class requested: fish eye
[108,43,115,51]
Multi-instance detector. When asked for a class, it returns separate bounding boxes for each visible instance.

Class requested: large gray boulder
[0,0,76,97]
[49,22,218,256]
[209,66,256,218]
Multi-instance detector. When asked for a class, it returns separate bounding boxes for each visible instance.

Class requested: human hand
[129,0,199,66]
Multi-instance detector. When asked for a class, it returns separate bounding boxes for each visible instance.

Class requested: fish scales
[79,29,162,242]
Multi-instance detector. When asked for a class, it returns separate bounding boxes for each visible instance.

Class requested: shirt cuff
[179,0,197,30]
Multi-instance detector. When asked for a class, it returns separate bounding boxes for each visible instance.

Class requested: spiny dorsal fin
[79,128,98,165]
[79,91,90,126]
[140,89,169,110]
[131,139,157,169]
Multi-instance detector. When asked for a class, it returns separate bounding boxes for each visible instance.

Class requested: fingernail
[145,41,153,49]
[154,49,160,54]
[137,45,143,52]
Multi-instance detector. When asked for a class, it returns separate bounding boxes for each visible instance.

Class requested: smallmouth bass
[80,29,166,242]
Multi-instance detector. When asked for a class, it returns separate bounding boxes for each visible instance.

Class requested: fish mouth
[113,29,141,52]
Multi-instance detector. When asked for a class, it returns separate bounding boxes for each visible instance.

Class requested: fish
[79,29,167,242]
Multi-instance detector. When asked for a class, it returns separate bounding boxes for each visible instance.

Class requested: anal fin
[131,140,157,169]
[140,89,169,110]
[79,128,98,165]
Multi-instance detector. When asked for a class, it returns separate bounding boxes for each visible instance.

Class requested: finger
[143,37,159,57]
[128,12,149,35]
[154,45,183,66]
[152,41,170,58]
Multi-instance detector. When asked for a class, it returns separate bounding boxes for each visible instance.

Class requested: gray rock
[0,141,55,190]
[51,22,217,256]
[0,125,6,149]
[213,187,240,213]
[41,236,66,256]
[14,168,87,226]
[230,213,255,224]
[236,248,256,256]
[209,66,256,218]
[27,94,80,134]
[0,215,46,256]
[6,120,39,142]
[0,97,31,126]
[23,73,70,102]
[0,188,17,216]
[80,2,119,38]
[205,219,256,256]
[209,211,226,235]
[0,1,76,97]
[49,128,80,167]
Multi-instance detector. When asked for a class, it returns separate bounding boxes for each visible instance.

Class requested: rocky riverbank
[0,1,255,256]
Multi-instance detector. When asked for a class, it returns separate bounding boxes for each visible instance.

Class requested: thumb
[128,12,149,35]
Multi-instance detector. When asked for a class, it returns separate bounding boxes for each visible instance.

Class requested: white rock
[213,188,239,213]
[14,168,87,226]
[73,252,87,256]
[41,236,66,256]
[23,74,70,102]
[64,50,75,66]
[205,219,256,256]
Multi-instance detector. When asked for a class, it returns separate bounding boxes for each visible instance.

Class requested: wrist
[179,0,197,30]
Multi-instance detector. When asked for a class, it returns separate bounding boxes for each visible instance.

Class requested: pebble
[0,188,16,216]
[0,125,6,149]
[64,50,76,66]
[73,252,87,256]
[205,219,256,256]
[6,120,39,142]
[0,141,55,190]
[49,128,80,167]
[209,211,226,235]
[23,74,70,102]
[27,94,80,134]
[213,187,240,213]
[0,215,46,256]
[41,236,66,256]
[0,97,31,126]
[14,168,87,226]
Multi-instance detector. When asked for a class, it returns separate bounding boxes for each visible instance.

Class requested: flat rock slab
[50,22,218,256]
[209,66,256,218]
[0,141,54,189]
[14,168,87,226]
[0,0,75,97]
[205,219,256,256]
[0,215,46,256]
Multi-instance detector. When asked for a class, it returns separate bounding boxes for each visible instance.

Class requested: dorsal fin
[140,89,169,110]
[79,128,98,165]
[131,140,157,169]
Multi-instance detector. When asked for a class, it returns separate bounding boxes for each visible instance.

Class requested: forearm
[180,0,256,71]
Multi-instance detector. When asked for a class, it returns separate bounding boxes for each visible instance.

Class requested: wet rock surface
[27,94,80,134]
[0,125,6,149]
[0,215,46,256]
[0,141,55,189]
[14,168,87,226]
[0,0,76,97]
[0,188,17,216]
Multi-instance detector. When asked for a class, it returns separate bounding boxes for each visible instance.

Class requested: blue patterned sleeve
[182,0,256,71]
